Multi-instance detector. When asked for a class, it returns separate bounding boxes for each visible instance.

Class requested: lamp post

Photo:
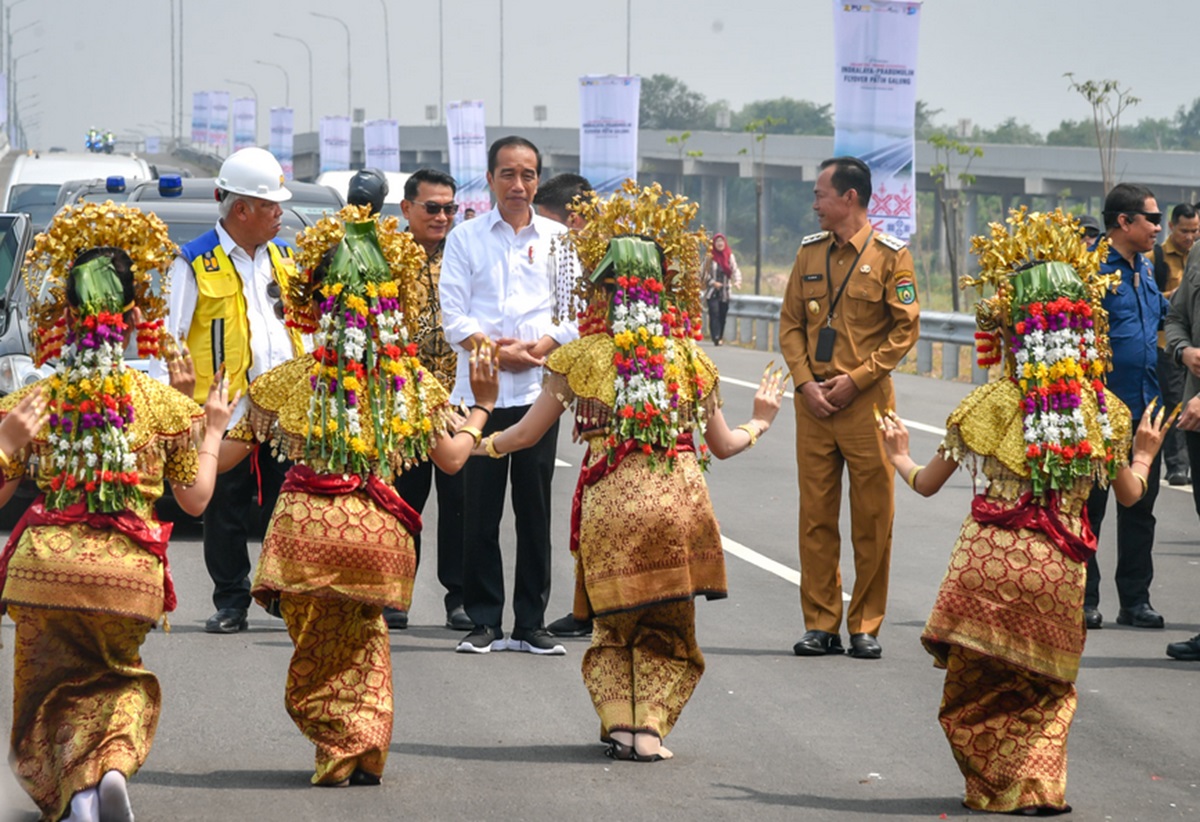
[438,0,444,125]
[274,32,314,131]
[498,0,504,125]
[254,60,289,107]
[311,12,351,119]
[224,78,258,106]
[377,0,392,119]
[626,0,631,74]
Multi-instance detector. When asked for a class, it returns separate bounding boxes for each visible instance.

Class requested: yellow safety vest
[184,240,304,404]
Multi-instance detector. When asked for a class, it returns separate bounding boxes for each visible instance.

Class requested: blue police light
[106,175,126,193]
[158,175,183,198]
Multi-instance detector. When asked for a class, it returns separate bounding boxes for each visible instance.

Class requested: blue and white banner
[144,135,161,154]
[232,97,256,151]
[191,91,209,147]
[579,75,640,194]
[270,107,295,180]
[319,115,352,173]
[208,91,230,154]
[445,101,489,215]
[832,0,921,241]
[363,119,400,172]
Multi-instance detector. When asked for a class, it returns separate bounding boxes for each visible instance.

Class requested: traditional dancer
[878,209,1173,815]
[474,181,783,762]
[0,203,235,822]
[215,206,498,786]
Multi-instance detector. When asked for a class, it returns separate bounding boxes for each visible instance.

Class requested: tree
[1045,119,1096,147]
[1174,98,1200,150]
[639,74,712,130]
[732,98,833,136]
[928,133,983,313]
[1064,74,1140,195]
[974,117,1043,145]
[665,131,703,195]
[915,99,945,140]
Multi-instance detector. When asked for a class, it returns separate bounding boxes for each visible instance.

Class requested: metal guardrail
[726,296,987,384]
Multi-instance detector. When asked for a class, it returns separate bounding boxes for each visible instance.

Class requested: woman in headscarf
[214,205,499,787]
[700,233,740,345]
[0,202,235,822]
[479,181,782,762]
[878,209,1173,815]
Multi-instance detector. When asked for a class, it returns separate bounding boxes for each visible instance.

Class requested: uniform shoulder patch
[200,251,221,273]
[875,233,906,251]
[800,231,830,246]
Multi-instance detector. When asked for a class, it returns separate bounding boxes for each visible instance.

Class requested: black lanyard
[824,231,872,327]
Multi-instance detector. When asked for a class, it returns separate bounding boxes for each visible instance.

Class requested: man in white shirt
[153,147,305,634]
[440,136,577,654]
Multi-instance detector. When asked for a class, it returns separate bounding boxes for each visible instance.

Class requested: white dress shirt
[440,207,578,407]
[150,222,299,426]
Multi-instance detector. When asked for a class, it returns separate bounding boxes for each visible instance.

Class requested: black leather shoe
[1116,603,1164,629]
[1084,607,1102,630]
[205,608,248,634]
[547,613,593,638]
[1166,633,1200,661]
[1167,471,1190,487]
[383,607,408,630]
[848,633,882,659]
[792,630,844,656]
[445,605,473,631]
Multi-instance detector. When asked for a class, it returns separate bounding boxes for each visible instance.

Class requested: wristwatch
[1176,345,1188,366]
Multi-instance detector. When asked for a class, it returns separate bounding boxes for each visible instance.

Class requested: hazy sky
[13,0,1199,149]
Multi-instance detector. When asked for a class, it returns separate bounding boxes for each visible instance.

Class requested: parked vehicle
[3,152,153,228]
[127,176,344,225]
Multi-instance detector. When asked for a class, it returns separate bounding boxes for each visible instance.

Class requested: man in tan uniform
[779,156,920,660]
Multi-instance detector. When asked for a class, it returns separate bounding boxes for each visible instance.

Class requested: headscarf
[710,233,733,276]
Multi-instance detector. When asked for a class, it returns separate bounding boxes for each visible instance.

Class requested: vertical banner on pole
[270,107,295,180]
[144,135,161,154]
[832,0,922,241]
[191,91,210,147]
[232,97,257,151]
[319,116,352,173]
[208,91,231,155]
[445,101,489,215]
[579,75,641,194]
[363,119,400,172]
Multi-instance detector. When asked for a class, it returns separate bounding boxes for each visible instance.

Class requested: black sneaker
[508,628,566,655]
[445,605,474,631]
[1166,633,1200,661]
[546,612,592,637]
[456,625,507,654]
[383,607,408,630]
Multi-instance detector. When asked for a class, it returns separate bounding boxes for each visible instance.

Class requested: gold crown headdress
[22,201,176,364]
[289,204,427,338]
[550,180,707,328]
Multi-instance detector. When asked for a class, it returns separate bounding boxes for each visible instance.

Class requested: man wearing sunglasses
[1084,183,1171,632]
[380,168,474,632]
[157,147,307,635]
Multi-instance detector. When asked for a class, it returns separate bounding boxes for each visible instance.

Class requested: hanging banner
[232,97,257,151]
[208,91,230,154]
[832,0,922,241]
[144,135,161,154]
[363,119,400,172]
[191,91,209,147]
[319,115,352,173]
[445,101,489,215]
[579,75,641,194]
[270,107,295,180]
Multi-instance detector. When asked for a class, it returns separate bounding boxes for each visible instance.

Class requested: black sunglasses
[1124,210,1163,226]
[408,199,459,216]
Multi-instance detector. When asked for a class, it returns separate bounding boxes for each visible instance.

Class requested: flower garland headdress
[289,205,433,479]
[964,208,1123,496]
[549,181,711,470]
[20,203,177,513]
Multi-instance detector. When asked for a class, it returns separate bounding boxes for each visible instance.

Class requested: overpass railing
[726,296,987,384]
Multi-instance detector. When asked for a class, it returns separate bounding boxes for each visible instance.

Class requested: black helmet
[347,168,388,215]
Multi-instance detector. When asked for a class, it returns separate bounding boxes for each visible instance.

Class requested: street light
[254,60,290,107]
[1,0,32,65]
[377,0,392,119]
[311,12,351,119]
[224,78,258,105]
[274,32,314,131]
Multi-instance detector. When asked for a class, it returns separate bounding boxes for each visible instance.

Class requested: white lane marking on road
[555,459,571,468]
[722,536,851,601]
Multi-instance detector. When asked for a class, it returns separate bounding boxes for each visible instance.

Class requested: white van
[315,169,410,220]
[4,152,153,228]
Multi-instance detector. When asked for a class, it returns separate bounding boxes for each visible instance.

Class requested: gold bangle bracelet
[0,447,11,471]
[458,425,484,447]
[198,450,219,460]
[906,463,924,491]
[1132,471,1149,498]
[484,432,504,459]
[736,423,759,448]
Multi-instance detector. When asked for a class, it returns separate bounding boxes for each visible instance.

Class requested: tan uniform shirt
[779,222,920,389]
[1159,237,1188,348]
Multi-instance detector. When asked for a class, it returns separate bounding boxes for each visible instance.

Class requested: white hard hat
[215,147,292,203]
